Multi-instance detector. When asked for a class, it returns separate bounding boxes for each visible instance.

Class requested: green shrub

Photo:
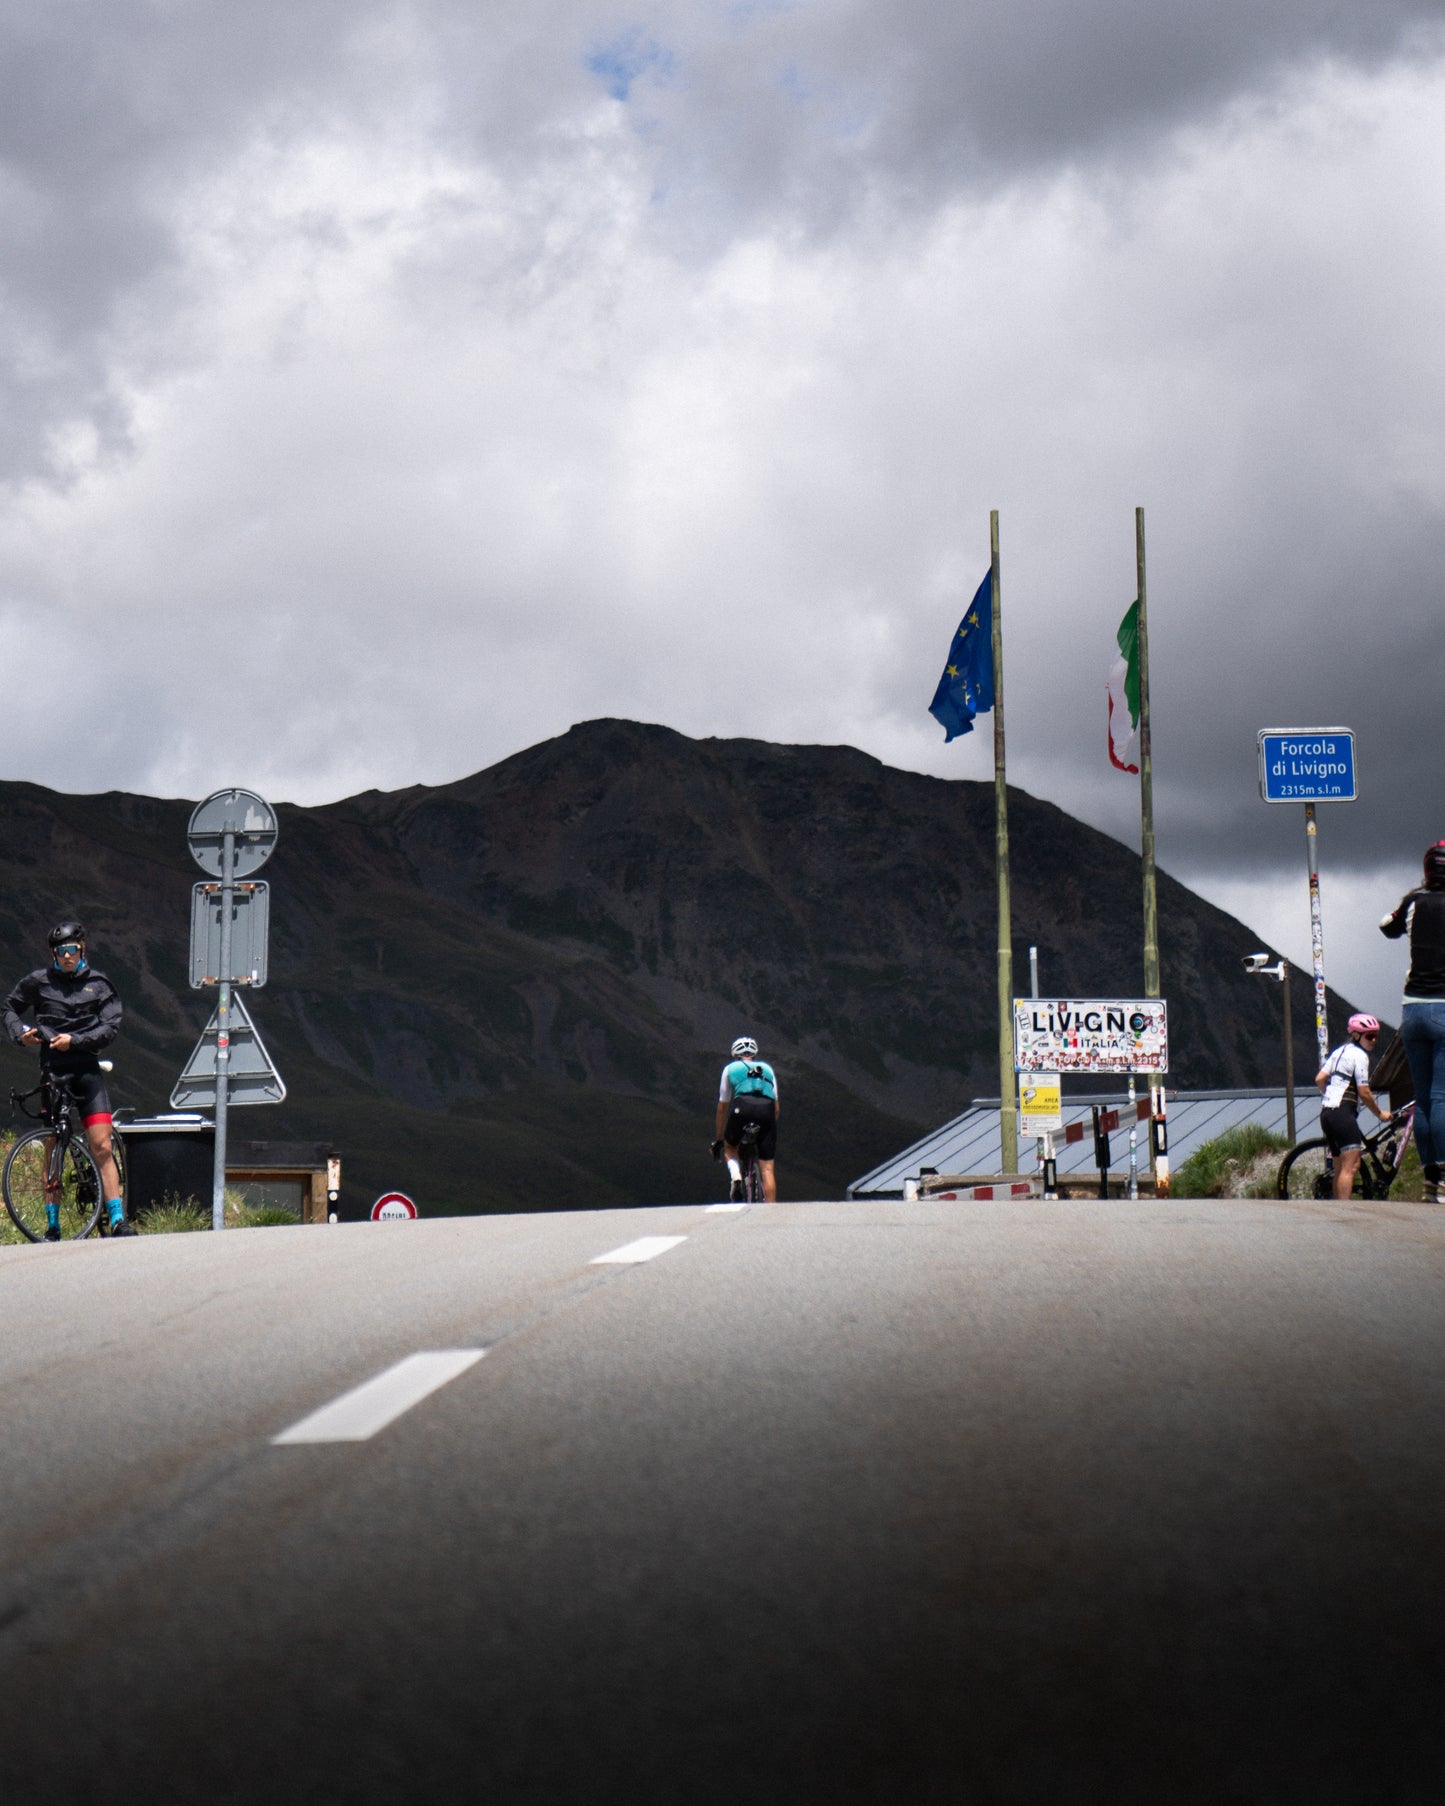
[1173,1124,1291,1198]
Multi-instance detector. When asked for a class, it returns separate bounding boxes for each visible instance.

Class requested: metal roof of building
[847,1089,1295,1197]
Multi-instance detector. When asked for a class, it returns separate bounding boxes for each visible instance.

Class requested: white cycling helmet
[731,1036,758,1060]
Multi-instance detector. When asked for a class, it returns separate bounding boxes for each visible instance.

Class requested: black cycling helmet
[1425,842,1445,886]
[48,919,86,949]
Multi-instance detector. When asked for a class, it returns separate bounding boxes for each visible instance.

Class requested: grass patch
[138,1195,210,1234]
[137,1188,302,1234]
[1174,1124,1292,1199]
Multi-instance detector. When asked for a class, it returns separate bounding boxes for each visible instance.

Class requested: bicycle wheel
[3,1128,106,1241]
[1276,1139,1334,1200]
[743,1148,763,1204]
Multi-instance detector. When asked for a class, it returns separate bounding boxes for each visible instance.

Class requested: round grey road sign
[187,789,279,877]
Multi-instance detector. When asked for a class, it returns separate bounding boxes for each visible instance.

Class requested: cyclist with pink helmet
[1314,1012,1389,1200]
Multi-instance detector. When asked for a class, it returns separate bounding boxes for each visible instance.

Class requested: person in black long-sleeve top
[2,919,129,1238]
[1380,842,1445,1203]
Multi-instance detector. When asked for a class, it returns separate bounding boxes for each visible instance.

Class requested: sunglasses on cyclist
[53,943,83,957]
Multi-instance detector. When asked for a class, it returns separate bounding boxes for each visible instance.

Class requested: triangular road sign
[170,990,286,1109]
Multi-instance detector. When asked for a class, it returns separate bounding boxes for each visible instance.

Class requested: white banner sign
[1014,998,1168,1073]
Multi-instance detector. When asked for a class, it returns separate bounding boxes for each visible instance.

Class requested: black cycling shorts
[725,1094,777,1160]
[1320,1105,1364,1154]
[44,1055,113,1125]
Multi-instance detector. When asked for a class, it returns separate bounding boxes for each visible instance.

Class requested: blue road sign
[1257,727,1357,803]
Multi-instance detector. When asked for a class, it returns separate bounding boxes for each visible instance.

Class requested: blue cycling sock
[106,1197,125,1226]
[46,1201,60,1230]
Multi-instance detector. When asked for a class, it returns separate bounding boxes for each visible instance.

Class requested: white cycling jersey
[1320,1042,1369,1109]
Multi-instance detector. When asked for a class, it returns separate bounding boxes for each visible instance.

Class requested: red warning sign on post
[371,1192,418,1221]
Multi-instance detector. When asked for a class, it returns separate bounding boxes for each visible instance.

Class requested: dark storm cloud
[5,2,1443,480]
[803,0,1445,173]
[593,1,1445,231]
[1,1,350,479]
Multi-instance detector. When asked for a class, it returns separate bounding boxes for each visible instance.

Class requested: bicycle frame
[737,1122,765,1203]
[1364,1103,1415,1189]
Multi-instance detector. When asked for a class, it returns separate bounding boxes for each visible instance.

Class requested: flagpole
[1135,506,1167,1195]
[991,509,1018,1174]
[1136,506,1159,1002]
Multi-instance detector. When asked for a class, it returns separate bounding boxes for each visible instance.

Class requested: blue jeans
[1400,1000,1445,1171]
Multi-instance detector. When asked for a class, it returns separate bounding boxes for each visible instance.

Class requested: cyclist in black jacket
[1381,842,1445,1203]
[2,920,131,1237]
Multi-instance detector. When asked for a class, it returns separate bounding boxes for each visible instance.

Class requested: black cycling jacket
[1,965,123,1053]
[1381,887,1445,998]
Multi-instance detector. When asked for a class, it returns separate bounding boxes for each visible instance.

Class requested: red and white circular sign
[371,1191,418,1221]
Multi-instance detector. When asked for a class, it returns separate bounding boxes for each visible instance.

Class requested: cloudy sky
[2,1,1443,1012]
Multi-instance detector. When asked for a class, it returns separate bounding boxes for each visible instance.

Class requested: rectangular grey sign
[189,881,269,988]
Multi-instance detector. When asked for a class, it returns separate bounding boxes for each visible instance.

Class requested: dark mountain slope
[0,720,1344,1213]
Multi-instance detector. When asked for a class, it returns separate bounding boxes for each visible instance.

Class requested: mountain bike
[1275,1105,1415,1201]
[3,1065,117,1241]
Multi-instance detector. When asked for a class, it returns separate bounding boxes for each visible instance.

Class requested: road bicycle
[710,1120,767,1204]
[1275,1104,1415,1201]
[735,1119,766,1203]
[3,1062,123,1242]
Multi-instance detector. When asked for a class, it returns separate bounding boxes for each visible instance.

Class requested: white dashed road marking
[590,1235,688,1265]
[272,1349,486,1445]
[703,1203,747,1214]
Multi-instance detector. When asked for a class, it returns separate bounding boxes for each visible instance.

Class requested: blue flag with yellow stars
[928,572,994,742]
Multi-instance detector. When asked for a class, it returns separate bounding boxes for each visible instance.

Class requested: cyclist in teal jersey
[713,1036,780,1202]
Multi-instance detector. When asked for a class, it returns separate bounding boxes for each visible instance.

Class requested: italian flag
[1107,600,1140,773]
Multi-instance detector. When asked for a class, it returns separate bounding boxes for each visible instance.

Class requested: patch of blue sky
[585,28,676,103]
[777,61,812,102]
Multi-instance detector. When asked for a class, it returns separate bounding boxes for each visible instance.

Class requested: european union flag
[928,572,994,742]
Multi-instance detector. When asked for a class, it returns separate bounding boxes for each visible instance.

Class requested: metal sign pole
[1029,945,1042,1184]
[1304,803,1329,1067]
[211,828,235,1231]
[1128,1071,1138,1198]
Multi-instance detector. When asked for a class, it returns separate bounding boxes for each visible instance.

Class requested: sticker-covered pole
[212,827,234,1231]
[1304,803,1328,1067]
[1281,963,1296,1143]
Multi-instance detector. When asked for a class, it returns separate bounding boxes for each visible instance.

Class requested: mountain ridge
[0,719,1348,1212]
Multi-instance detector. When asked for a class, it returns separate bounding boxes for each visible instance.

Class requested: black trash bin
[117,1114,215,1218]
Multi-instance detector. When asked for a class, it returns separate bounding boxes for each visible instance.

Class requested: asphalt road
[1,1194,1443,1803]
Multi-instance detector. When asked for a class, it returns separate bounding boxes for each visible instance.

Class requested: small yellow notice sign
[1019,1073,1063,1137]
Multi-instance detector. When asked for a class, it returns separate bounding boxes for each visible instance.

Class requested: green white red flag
[1107,600,1140,773]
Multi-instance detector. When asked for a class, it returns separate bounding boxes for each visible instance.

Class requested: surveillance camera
[1243,953,1270,972]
